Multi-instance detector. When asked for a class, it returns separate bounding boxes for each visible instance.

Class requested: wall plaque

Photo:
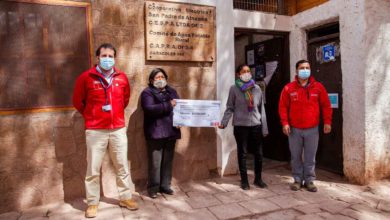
[0,0,92,112]
[145,1,215,62]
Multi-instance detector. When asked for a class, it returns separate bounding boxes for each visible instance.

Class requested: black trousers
[233,125,264,184]
[146,139,176,193]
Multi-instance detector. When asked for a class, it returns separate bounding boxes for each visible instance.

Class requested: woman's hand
[170,99,177,107]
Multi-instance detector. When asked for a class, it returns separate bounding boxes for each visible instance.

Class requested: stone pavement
[1,160,390,220]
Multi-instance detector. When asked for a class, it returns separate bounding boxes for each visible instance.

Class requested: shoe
[119,199,139,211]
[160,188,174,195]
[85,205,98,218]
[290,181,302,191]
[305,182,318,192]
[254,180,268,188]
[148,191,158,199]
[241,182,250,190]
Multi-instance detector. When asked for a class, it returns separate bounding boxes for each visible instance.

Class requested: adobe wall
[364,0,390,182]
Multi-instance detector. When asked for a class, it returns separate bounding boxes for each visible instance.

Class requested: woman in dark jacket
[141,68,181,199]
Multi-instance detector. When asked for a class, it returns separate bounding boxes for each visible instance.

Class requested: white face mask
[298,69,311,80]
[240,72,252,82]
[99,57,115,71]
[153,79,167,89]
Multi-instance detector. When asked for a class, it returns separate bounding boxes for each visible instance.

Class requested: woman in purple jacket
[141,68,181,199]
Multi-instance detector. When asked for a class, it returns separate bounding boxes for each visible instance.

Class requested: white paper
[247,50,255,66]
[264,61,278,84]
[173,99,221,127]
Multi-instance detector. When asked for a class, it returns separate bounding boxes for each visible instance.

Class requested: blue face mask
[99,57,115,71]
[298,69,310,79]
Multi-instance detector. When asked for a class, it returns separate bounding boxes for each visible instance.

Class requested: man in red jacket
[73,43,138,218]
[279,60,332,192]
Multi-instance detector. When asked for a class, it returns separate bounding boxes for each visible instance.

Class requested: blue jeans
[288,126,319,184]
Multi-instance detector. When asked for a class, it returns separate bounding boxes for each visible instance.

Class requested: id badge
[102,104,112,112]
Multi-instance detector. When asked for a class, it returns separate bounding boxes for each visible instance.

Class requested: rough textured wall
[0,0,217,213]
[364,0,390,181]
[0,112,86,213]
[291,0,368,184]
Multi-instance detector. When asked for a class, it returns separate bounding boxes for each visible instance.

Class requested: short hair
[295,59,309,69]
[148,68,168,86]
[96,43,117,57]
[236,64,249,74]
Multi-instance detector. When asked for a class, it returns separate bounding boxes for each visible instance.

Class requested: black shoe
[241,182,250,190]
[148,191,157,199]
[254,180,268,188]
[160,188,174,195]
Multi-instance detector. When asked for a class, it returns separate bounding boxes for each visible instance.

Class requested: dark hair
[148,68,168,86]
[295,59,309,69]
[96,43,117,57]
[236,64,249,74]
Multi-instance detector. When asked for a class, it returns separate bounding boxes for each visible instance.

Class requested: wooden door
[308,33,343,174]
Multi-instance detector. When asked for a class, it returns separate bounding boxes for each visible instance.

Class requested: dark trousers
[233,125,264,184]
[146,139,176,193]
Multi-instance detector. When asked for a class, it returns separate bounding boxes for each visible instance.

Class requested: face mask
[239,72,252,82]
[298,69,311,79]
[99,57,115,71]
[153,79,167,89]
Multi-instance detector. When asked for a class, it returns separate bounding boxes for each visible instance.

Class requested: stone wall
[0,0,217,213]
[364,0,390,182]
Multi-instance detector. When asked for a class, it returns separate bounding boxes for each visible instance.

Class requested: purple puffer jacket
[141,85,181,140]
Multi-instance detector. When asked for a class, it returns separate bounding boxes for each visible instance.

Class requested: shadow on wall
[54,112,87,211]
[127,97,148,192]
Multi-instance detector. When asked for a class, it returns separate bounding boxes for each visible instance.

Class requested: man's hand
[170,99,177,107]
[218,125,225,129]
[282,125,290,136]
[324,124,331,134]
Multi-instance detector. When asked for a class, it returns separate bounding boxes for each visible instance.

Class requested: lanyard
[98,73,114,105]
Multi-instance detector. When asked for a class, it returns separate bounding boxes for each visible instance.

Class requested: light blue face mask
[99,57,115,71]
[298,69,311,79]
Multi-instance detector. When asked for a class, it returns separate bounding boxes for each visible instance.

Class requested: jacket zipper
[110,79,114,129]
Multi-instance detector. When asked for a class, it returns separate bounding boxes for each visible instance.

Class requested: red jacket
[278,76,332,129]
[72,66,130,129]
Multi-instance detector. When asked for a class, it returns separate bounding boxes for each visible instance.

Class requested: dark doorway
[307,23,344,174]
[234,29,290,162]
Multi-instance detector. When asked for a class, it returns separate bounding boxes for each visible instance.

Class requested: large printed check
[173,99,221,127]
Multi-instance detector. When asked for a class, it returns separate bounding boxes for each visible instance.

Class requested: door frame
[234,28,291,161]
